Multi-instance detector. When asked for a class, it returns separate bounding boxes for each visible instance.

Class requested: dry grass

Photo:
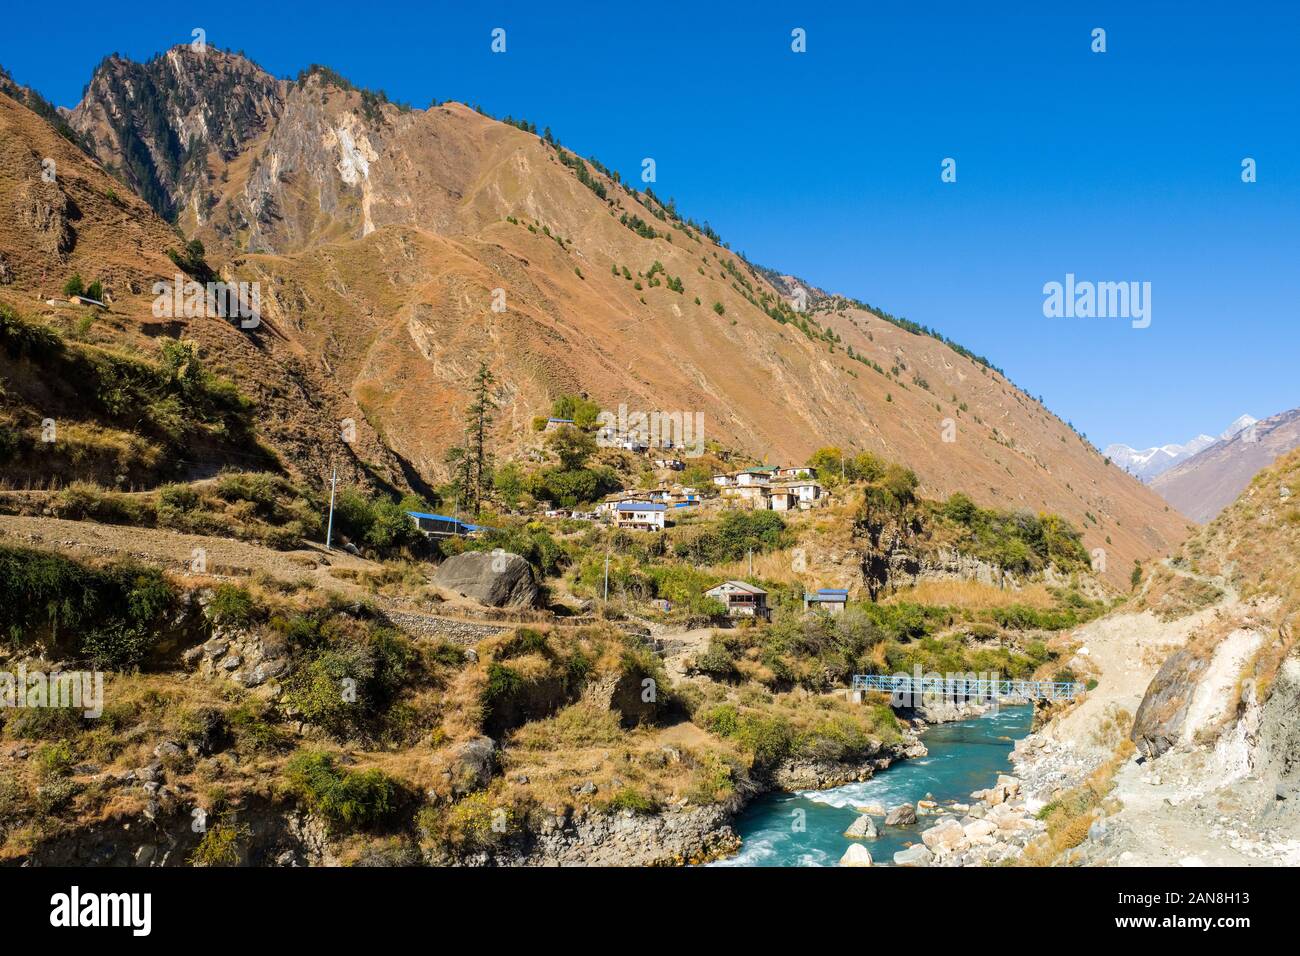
[1019,739,1133,866]
[883,579,1058,610]
[707,547,806,585]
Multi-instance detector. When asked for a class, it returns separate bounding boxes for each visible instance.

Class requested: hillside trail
[0,513,500,634]
[1042,558,1239,750]
[648,624,716,684]
[1032,560,1300,865]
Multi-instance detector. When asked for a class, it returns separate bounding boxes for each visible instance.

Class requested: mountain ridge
[0,46,1191,585]
[1105,414,1257,483]
[1149,408,1300,523]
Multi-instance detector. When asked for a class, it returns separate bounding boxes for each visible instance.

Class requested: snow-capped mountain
[1105,414,1257,483]
[1219,414,1258,441]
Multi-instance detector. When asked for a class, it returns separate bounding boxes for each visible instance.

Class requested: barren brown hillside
[1,49,1190,584]
[0,87,408,492]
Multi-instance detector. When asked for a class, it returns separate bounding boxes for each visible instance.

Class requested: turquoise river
[710,705,1034,866]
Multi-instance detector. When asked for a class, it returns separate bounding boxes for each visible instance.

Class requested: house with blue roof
[803,588,849,615]
[406,511,481,538]
[615,500,666,532]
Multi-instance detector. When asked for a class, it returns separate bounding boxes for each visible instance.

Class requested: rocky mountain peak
[70,46,285,222]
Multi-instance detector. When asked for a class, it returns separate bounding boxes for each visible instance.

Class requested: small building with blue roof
[803,588,849,614]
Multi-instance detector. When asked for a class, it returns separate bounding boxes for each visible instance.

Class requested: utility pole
[603,532,611,603]
[325,466,338,550]
[747,547,753,577]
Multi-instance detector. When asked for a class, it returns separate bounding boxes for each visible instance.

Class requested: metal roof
[616,501,666,512]
[706,580,767,595]
[406,511,482,531]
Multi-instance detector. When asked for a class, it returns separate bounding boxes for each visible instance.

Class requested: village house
[704,580,771,620]
[734,466,779,487]
[406,511,480,538]
[615,501,666,531]
[769,488,797,511]
[544,417,574,432]
[620,434,650,453]
[712,473,735,487]
[653,457,685,470]
[596,493,639,517]
[803,588,849,614]
[776,465,813,479]
[786,479,823,506]
[722,483,771,508]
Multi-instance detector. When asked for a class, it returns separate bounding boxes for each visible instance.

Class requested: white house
[784,480,823,507]
[776,465,814,480]
[712,473,734,487]
[769,489,797,511]
[734,466,778,487]
[615,501,666,531]
[704,581,771,620]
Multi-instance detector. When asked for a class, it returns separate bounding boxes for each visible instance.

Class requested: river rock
[893,844,933,867]
[843,814,878,840]
[963,818,998,840]
[839,843,873,867]
[921,818,965,851]
[431,551,540,608]
[995,774,1022,799]
[884,803,917,826]
[854,802,886,816]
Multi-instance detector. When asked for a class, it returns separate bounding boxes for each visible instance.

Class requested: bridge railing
[850,674,1084,701]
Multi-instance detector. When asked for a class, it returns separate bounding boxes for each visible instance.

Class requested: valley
[0,37,1295,875]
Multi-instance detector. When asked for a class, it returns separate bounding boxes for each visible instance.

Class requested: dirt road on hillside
[1044,561,1239,751]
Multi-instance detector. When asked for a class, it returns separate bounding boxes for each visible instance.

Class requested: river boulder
[884,803,917,826]
[921,818,965,852]
[843,814,878,840]
[838,843,873,867]
[893,844,933,867]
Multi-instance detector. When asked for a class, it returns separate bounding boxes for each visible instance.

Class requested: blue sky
[2,1,1296,449]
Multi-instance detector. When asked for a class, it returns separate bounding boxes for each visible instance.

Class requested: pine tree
[463,362,496,514]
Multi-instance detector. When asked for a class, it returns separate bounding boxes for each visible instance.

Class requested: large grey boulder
[432,551,539,608]
[893,844,933,867]
[446,736,496,797]
[884,803,917,826]
[1131,643,1210,759]
[843,814,878,840]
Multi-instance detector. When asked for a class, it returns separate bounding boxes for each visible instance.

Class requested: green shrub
[0,546,176,668]
[189,821,250,866]
[206,584,256,628]
[605,787,658,814]
[35,741,76,779]
[284,751,401,830]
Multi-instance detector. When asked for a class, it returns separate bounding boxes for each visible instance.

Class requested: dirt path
[653,626,716,683]
[1020,561,1300,865]
[1044,561,1238,752]
[0,513,510,642]
[0,513,375,590]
